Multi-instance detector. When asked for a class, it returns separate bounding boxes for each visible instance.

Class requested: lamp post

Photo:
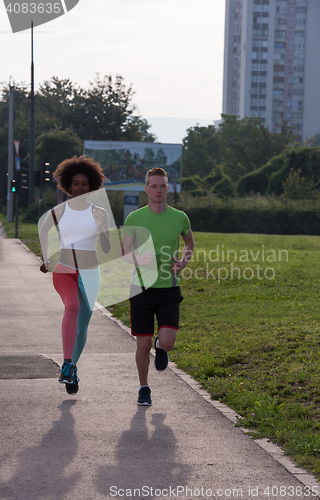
[29,20,35,203]
[7,77,14,222]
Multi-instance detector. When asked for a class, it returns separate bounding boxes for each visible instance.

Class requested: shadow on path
[0,400,80,500]
[96,408,191,498]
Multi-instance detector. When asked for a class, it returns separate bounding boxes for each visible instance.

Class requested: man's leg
[157,327,178,352]
[136,335,153,386]
[154,287,182,371]
[154,327,178,371]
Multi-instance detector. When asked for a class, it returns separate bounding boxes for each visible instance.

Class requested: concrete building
[222,0,320,141]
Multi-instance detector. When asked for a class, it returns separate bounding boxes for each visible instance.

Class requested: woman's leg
[72,267,101,366]
[53,266,79,361]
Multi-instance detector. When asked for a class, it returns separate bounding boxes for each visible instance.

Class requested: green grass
[0,214,42,257]
[108,231,320,480]
[2,214,320,479]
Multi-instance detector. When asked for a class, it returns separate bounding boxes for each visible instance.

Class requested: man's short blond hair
[145,168,168,186]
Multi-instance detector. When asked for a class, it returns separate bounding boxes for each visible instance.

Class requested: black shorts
[129,285,184,336]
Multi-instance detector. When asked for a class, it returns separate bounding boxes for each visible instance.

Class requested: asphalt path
[0,235,319,500]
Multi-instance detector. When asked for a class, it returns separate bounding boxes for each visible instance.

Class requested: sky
[0,0,226,143]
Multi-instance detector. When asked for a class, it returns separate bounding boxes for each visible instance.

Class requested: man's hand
[171,256,184,275]
[136,251,154,266]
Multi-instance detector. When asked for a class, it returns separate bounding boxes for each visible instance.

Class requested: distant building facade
[222,0,320,141]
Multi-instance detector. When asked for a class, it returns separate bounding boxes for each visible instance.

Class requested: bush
[204,170,223,187]
[236,146,320,197]
[22,203,39,223]
[176,193,320,235]
[236,152,286,196]
[267,146,320,195]
[181,175,206,192]
[212,177,234,197]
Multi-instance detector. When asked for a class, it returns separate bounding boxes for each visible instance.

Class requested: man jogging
[121,167,195,406]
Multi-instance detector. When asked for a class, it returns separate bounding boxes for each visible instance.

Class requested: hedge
[185,205,320,235]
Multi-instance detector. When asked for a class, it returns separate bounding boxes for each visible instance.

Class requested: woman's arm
[93,207,111,254]
[39,211,55,272]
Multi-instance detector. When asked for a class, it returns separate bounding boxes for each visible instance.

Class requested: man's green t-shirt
[123,205,191,288]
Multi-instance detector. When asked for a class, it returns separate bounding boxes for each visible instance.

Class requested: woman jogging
[39,156,110,395]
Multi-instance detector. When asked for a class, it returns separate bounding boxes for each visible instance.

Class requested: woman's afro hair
[53,155,106,196]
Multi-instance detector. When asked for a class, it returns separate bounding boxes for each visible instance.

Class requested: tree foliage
[182,115,297,183]
[182,125,219,177]
[0,74,155,207]
[237,146,320,197]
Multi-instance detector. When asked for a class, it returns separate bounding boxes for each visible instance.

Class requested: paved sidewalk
[0,236,319,500]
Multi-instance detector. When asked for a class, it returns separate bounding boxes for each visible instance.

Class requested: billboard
[83,140,182,192]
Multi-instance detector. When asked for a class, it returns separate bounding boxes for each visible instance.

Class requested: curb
[97,303,320,495]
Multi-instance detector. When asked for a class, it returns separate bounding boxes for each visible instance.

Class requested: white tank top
[58,202,99,251]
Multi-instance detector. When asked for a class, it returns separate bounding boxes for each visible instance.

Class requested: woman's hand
[40,261,50,273]
[93,208,105,232]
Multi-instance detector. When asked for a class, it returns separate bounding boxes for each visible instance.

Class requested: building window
[275,31,286,37]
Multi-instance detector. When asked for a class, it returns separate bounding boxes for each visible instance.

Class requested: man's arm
[171,229,195,275]
[121,233,154,266]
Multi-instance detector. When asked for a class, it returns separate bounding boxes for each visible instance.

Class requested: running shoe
[58,362,74,384]
[66,366,79,395]
[137,386,152,406]
[154,335,169,371]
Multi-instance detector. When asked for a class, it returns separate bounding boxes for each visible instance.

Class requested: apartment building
[222,0,320,141]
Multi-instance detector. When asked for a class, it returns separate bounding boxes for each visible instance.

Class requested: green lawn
[108,231,320,480]
[2,214,320,479]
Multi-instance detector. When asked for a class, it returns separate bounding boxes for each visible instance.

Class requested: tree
[36,128,83,179]
[182,125,219,177]
[0,83,31,206]
[0,75,156,208]
[181,116,297,184]
[37,74,156,142]
[217,114,297,182]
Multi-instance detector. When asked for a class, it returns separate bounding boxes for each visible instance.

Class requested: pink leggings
[53,263,100,365]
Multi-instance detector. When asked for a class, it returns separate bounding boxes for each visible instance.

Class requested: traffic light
[34,163,50,187]
[11,179,16,192]
[21,173,28,190]
[16,172,28,192]
[44,163,50,184]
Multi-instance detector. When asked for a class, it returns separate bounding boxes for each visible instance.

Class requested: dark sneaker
[154,335,169,371]
[137,386,152,406]
[66,367,79,395]
[58,362,74,384]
